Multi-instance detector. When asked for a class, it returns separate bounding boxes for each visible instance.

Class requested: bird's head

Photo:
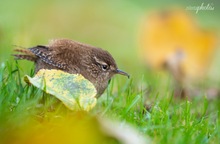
[81,48,129,96]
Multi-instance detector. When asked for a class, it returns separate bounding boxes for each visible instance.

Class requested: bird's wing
[29,45,68,70]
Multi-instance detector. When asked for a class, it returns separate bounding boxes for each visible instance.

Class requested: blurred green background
[0,0,219,83]
[1,1,220,143]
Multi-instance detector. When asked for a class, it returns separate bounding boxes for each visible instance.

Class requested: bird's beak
[116,69,130,78]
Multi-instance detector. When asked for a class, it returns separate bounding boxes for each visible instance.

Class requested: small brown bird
[14,39,129,96]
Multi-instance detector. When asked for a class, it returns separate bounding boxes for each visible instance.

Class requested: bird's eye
[101,64,108,71]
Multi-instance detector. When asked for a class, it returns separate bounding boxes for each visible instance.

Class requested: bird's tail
[13,47,37,62]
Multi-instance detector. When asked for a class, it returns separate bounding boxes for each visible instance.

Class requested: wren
[13,39,129,96]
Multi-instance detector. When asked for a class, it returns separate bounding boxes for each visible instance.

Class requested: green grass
[0,61,219,144]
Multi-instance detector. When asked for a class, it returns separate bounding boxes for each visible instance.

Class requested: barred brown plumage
[13,38,129,96]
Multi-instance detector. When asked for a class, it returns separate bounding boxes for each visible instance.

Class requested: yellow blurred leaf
[24,69,97,111]
[5,112,150,144]
[140,9,217,79]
